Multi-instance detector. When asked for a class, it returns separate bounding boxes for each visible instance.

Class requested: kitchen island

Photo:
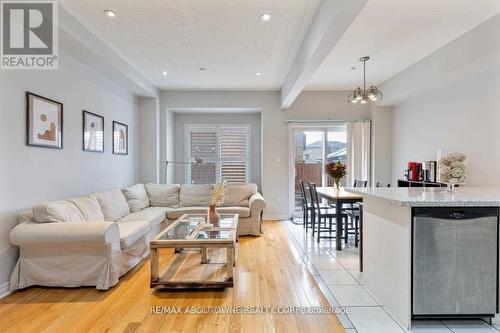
[345,187,500,329]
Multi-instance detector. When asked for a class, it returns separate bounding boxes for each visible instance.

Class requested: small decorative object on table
[437,150,466,191]
[196,215,213,230]
[208,181,227,226]
[325,161,347,193]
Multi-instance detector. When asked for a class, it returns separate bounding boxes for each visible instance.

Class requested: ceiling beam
[59,1,158,97]
[280,0,368,109]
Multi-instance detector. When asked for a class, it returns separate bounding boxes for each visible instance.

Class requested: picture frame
[26,92,63,149]
[112,121,128,155]
[82,110,104,153]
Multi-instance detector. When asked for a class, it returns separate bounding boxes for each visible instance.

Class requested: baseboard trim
[0,282,11,300]
[263,214,289,221]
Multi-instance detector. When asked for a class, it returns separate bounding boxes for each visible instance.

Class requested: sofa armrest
[10,222,120,246]
[249,192,266,212]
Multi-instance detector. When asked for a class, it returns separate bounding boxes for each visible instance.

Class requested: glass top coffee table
[150,213,238,289]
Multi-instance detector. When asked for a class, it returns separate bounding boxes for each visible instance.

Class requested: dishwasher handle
[413,207,499,220]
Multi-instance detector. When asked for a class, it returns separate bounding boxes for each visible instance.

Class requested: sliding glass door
[326,130,347,185]
[290,124,347,221]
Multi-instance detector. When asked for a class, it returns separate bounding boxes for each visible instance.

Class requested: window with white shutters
[219,126,249,184]
[189,129,217,184]
[186,125,250,184]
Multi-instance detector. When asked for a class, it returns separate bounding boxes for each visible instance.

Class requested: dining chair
[298,180,307,228]
[299,180,312,230]
[300,180,329,234]
[309,182,347,243]
[358,202,364,272]
[354,180,368,187]
[343,179,367,247]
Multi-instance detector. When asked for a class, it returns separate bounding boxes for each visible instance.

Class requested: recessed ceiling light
[256,72,262,76]
[260,13,271,22]
[162,71,168,76]
[104,10,116,18]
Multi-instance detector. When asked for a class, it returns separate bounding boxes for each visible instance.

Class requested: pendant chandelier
[347,56,383,104]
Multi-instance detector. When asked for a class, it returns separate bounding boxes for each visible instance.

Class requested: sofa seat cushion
[67,195,104,221]
[117,220,150,249]
[167,207,208,219]
[122,184,150,212]
[117,207,170,227]
[167,206,250,219]
[180,184,212,207]
[217,206,250,218]
[222,184,257,207]
[95,189,130,222]
[33,201,85,223]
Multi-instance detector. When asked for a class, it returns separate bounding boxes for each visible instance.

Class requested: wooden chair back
[354,180,368,188]
[299,180,309,209]
[308,182,321,211]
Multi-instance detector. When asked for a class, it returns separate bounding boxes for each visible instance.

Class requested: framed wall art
[82,111,104,152]
[26,92,63,149]
[112,121,128,155]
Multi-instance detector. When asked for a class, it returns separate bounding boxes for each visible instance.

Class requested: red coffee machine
[407,162,422,181]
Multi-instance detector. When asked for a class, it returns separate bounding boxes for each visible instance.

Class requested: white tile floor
[283,220,500,333]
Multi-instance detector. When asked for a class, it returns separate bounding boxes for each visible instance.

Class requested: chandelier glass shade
[347,56,383,104]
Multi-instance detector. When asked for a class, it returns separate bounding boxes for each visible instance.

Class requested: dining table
[315,187,364,251]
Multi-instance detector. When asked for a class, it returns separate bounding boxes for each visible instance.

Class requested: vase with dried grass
[208,181,227,226]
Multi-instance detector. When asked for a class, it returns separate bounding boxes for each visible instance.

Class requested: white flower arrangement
[438,151,466,185]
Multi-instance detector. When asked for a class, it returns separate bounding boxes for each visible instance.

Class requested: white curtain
[346,121,371,187]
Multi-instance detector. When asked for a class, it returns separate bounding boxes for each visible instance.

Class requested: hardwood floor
[0,221,345,333]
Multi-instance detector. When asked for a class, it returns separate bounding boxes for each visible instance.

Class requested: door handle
[450,212,466,219]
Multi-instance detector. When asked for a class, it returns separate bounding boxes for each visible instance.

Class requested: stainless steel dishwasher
[412,207,499,318]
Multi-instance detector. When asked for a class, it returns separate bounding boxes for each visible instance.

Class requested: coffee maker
[422,161,437,183]
[407,162,422,181]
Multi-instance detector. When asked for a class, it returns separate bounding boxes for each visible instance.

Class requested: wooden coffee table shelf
[150,214,238,290]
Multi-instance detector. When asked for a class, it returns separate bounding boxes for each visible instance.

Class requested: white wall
[384,14,500,186]
[371,106,393,186]
[0,50,140,292]
[160,90,370,219]
[172,112,262,189]
[391,66,500,185]
[159,105,175,183]
[138,97,159,183]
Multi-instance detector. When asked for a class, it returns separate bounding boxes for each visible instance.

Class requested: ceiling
[62,0,500,92]
[305,0,500,90]
[62,0,321,90]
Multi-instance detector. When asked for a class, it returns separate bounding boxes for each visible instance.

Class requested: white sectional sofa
[9,183,265,291]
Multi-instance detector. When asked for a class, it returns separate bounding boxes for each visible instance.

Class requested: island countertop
[344,187,500,207]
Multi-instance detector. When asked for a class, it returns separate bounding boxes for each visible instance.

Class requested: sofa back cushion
[180,184,213,207]
[67,195,104,221]
[19,209,34,224]
[95,189,130,221]
[33,201,85,223]
[122,183,150,212]
[145,184,180,207]
[222,183,258,207]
